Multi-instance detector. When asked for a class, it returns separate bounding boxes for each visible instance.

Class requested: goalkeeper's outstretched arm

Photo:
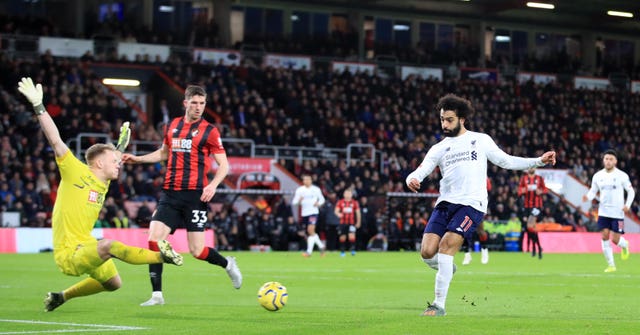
[17,77,68,158]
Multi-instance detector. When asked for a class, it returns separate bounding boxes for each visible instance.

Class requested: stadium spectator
[121,84,242,306]
[405,93,556,316]
[111,209,130,228]
[94,209,111,228]
[211,210,232,251]
[582,149,635,273]
[16,76,183,312]
[517,168,547,258]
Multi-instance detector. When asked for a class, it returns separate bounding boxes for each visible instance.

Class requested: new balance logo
[471,151,477,160]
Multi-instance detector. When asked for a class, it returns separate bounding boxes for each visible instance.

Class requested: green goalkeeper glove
[17,77,45,115]
[116,121,131,152]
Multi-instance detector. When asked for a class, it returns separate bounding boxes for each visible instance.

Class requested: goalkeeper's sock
[196,247,228,267]
[148,241,163,292]
[63,278,105,300]
[109,241,162,264]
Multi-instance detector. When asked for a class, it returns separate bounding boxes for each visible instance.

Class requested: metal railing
[68,133,382,171]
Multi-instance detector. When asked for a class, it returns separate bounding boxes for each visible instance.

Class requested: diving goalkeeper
[17,77,184,312]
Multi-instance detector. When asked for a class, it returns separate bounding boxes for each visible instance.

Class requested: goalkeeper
[16,77,184,312]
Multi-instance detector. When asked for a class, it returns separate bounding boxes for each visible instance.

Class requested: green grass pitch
[0,251,638,335]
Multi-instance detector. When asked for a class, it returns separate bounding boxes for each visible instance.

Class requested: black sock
[533,233,542,251]
[527,232,536,253]
[149,263,163,292]
[201,247,228,268]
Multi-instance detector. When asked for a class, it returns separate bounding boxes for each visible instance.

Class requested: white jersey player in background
[406,94,556,316]
[582,149,635,272]
[292,174,326,257]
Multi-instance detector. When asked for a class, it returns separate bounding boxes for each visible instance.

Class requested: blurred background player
[292,173,326,257]
[582,149,635,272]
[518,167,547,259]
[122,85,242,306]
[461,222,489,265]
[16,77,183,312]
[335,188,361,257]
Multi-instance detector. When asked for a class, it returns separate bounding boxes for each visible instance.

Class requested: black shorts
[338,224,357,236]
[523,207,543,222]
[152,190,208,233]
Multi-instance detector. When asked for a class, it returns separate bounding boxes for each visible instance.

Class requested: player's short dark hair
[185,85,207,100]
[435,93,474,119]
[603,149,617,158]
[85,143,116,166]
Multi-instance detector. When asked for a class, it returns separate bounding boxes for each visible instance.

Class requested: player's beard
[443,121,462,137]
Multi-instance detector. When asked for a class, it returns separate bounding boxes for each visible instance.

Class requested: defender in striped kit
[122,85,242,307]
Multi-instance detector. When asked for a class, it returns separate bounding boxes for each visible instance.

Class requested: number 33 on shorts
[192,210,207,228]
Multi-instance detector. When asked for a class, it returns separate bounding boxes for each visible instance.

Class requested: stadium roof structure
[290,0,640,36]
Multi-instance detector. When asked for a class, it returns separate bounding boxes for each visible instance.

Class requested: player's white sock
[481,248,489,264]
[433,253,454,309]
[617,237,628,248]
[306,236,315,254]
[462,252,472,265]
[601,240,615,267]
[151,291,163,298]
[423,255,438,270]
[314,234,324,250]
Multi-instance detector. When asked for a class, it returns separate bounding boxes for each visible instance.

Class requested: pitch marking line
[0,319,147,334]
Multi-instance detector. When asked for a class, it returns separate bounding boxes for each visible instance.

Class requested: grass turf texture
[0,251,637,335]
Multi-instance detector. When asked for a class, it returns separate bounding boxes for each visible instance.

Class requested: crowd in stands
[1,14,640,250]
[3,12,640,79]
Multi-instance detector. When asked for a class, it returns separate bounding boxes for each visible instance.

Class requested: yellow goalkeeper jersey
[52,150,109,253]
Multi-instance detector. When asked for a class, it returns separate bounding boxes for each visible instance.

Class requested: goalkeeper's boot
[604,266,617,273]
[225,256,243,289]
[157,240,183,266]
[421,303,446,316]
[621,244,630,260]
[462,252,472,265]
[44,292,65,312]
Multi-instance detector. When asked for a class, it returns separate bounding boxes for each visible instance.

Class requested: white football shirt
[292,185,326,217]
[586,168,635,219]
[406,131,544,213]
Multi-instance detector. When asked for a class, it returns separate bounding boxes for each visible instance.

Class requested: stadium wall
[0,228,215,253]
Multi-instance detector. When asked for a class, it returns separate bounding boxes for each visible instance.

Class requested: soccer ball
[257,281,288,311]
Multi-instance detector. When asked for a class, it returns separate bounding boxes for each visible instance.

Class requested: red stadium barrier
[539,232,640,253]
[0,228,17,253]
[0,228,215,253]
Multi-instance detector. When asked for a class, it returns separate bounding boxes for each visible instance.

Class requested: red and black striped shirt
[162,117,225,191]
[517,174,546,209]
[336,199,360,225]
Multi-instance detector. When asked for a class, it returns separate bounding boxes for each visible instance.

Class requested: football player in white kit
[292,174,326,257]
[582,149,635,273]
[406,94,556,316]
